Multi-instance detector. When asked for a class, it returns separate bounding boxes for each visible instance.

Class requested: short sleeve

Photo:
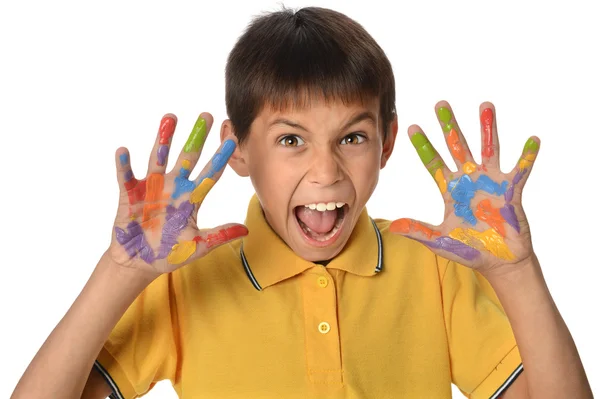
[93,272,181,399]
[437,256,524,399]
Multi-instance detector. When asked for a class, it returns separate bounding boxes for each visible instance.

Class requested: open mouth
[294,202,348,247]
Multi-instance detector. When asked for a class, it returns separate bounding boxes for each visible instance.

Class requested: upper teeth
[305,202,345,211]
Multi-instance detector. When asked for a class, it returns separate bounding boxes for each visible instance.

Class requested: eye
[278,135,305,147]
[340,133,366,145]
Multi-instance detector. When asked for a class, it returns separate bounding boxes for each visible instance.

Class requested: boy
[11,6,592,399]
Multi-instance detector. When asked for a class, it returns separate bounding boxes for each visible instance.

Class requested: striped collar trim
[241,216,384,292]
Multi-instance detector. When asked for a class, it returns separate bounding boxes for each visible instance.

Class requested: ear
[220,119,249,177]
[380,113,398,169]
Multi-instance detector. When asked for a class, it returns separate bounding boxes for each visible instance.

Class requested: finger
[115,147,135,193]
[389,218,442,239]
[505,136,541,202]
[408,126,451,195]
[147,114,178,175]
[170,113,213,181]
[167,223,249,265]
[187,137,237,205]
[435,101,477,173]
[391,218,482,263]
[480,102,500,170]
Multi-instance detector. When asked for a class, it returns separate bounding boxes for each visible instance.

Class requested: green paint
[427,160,445,176]
[411,132,437,165]
[523,138,539,153]
[437,107,453,132]
[184,116,207,153]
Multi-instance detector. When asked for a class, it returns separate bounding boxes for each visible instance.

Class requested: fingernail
[184,116,207,153]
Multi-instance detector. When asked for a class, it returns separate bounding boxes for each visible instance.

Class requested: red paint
[124,178,147,206]
[193,225,249,249]
[474,199,506,236]
[481,108,494,158]
[159,116,176,145]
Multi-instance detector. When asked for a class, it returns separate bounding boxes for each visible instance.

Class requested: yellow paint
[167,240,197,264]
[518,153,536,171]
[448,227,515,260]
[190,178,216,204]
[434,168,447,193]
[182,159,191,170]
[462,161,477,174]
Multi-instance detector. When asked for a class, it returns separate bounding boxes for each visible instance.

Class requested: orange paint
[141,173,166,231]
[474,199,506,237]
[481,108,494,158]
[446,128,466,163]
[390,218,441,239]
[193,225,249,249]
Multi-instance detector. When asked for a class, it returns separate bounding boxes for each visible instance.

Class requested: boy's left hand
[390,101,540,276]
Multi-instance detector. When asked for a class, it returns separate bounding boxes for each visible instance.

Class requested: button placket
[301,268,342,387]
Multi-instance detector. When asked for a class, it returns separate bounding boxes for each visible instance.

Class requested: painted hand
[390,101,540,274]
[108,113,248,276]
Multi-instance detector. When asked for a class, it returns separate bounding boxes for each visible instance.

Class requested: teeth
[304,202,346,212]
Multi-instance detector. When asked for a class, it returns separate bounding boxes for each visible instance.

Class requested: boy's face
[224,97,397,262]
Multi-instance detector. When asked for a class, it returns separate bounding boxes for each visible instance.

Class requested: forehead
[255,95,380,126]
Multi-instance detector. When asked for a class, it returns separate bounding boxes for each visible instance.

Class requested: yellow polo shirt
[95,195,523,398]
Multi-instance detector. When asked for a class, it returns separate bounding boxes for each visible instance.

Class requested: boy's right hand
[106,112,248,278]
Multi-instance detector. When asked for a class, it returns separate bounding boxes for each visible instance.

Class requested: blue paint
[172,167,196,199]
[448,174,509,225]
[206,139,236,178]
[119,153,129,166]
[171,140,236,199]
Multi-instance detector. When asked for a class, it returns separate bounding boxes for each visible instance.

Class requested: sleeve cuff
[94,346,137,399]
[470,345,524,399]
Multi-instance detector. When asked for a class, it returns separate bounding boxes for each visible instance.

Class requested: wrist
[98,251,159,289]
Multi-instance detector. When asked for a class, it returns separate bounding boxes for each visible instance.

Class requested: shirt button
[317,276,328,288]
[318,322,331,334]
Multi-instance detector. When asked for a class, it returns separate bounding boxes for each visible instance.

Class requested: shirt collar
[240,195,383,291]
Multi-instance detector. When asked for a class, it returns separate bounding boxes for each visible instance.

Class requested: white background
[1,0,598,397]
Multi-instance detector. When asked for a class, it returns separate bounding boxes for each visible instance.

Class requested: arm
[10,254,156,399]
[483,254,593,399]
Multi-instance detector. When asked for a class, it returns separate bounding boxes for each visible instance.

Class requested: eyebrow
[270,111,377,133]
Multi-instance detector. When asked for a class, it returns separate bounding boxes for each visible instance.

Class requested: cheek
[249,153,298,208]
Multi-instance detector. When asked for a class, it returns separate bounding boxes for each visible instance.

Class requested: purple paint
[124,170,134,182]
[157,201,194,259]
[157,145,169,166]
[417,236,481,261]
[504,169,527,202]
[500,204,520,233]
[114,221,155,263]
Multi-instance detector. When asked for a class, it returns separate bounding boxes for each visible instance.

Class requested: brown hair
[225,6,396,145]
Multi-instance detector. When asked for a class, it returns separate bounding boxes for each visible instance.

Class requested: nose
[306,149,343,187]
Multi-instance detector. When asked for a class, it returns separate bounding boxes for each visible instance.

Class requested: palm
[391,101,540,273]
[107,113,247,276]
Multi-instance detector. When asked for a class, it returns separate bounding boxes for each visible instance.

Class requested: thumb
[390,218,442,240]
[167,223,248,265]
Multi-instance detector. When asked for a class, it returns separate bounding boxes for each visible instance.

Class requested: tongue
[295,207,337,234]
